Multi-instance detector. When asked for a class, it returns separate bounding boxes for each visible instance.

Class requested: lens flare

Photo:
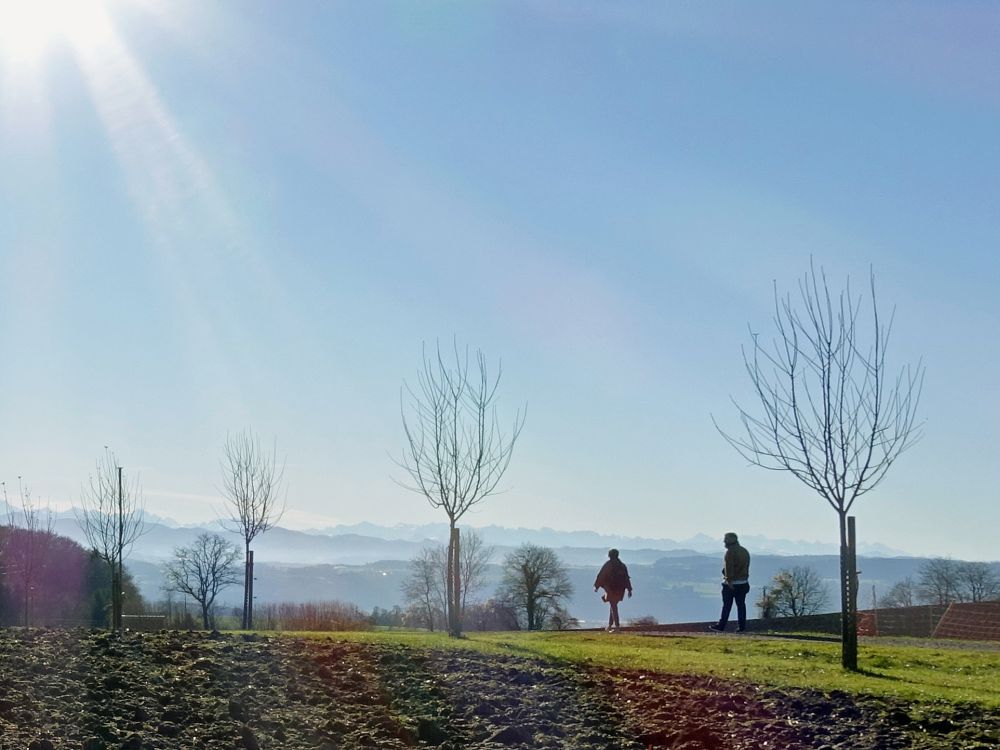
[0,0,112,62]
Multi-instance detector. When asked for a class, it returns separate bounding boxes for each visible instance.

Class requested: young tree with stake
[76,449,146,632]
[397,341,524,636]
[221,428,285,630]
[716,263,923,669]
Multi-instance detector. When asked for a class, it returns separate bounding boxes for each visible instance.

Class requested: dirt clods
[0,629,996,749]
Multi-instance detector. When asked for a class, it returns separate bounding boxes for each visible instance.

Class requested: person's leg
[611,601,620,629]
[718,584,735,629]
[735,584,750,631]
[608,605,614,629]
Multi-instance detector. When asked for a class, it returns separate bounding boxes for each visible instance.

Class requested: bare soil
[0,629,997,749]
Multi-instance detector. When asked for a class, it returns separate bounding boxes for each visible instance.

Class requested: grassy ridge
[289,630,1000,707]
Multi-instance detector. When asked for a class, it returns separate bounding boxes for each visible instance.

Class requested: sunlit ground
[284,628,1000,707]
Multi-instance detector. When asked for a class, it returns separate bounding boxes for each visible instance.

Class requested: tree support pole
[846,516,859,668]
[115,466,124,633]
[247,549,255,630]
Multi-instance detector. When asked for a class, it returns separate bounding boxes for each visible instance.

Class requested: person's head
[723,532,739,547]
[608,548,620,560]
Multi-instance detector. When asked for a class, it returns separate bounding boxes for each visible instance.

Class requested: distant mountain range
[306,521,909,558]
[3,501,910,563]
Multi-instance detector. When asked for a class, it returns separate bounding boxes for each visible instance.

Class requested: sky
[1,1,998,561]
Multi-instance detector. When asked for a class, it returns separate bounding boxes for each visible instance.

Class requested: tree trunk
[202,603,211,630]
[111,564,119,631]
[445,520,456,635]
[242,541,251,629]
[452,527,462,636]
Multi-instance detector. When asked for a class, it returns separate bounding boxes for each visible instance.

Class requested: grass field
[302,629,1000,708]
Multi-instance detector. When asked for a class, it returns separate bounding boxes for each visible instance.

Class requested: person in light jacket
[709,532,751,633]
[594,548,632,632]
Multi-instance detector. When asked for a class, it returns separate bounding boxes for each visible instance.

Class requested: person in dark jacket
[594,548,632,632]
[709,531,751,633]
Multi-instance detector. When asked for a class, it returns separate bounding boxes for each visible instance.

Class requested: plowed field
[0,629,996,749]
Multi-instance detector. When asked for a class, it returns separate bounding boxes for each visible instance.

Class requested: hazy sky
[1,1,998,560]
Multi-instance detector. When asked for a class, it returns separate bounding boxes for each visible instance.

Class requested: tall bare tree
[716,263,923,669]
[77,449,146,631]
[164,532,242,629]
[221,428,285,629]
[397,341,525,636]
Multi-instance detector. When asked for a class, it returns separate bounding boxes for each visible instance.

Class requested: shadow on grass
[490,638,580,667]
[853,668,904,681]
[756,632,841,644]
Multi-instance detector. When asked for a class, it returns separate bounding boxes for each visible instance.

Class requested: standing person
[709,532,751,633]
[594,548,632,632]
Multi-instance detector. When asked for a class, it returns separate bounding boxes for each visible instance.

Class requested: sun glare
[0,0,112,61]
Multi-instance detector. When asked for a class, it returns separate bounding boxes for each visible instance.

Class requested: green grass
[283,629,1000,708]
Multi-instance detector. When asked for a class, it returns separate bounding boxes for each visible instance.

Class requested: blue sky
[1,1,998,560]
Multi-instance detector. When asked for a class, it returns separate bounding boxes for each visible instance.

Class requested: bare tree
[76,449,146,631]
[917,558,963,606]
[401,547,444,631]
[164,533,242,629]
[497,543,573,631]
[403,529,496,632]
[8,478,55,627]
[396,341,525,636]
[715,263,923,669]
[455,528,495,612]
[221,428,285,629]
[958,562,1000,603]
[768,566,830,618]
[879,577,917,609]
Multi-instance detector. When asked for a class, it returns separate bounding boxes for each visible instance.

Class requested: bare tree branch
[395,341,525,524]
[714,263,924,512]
